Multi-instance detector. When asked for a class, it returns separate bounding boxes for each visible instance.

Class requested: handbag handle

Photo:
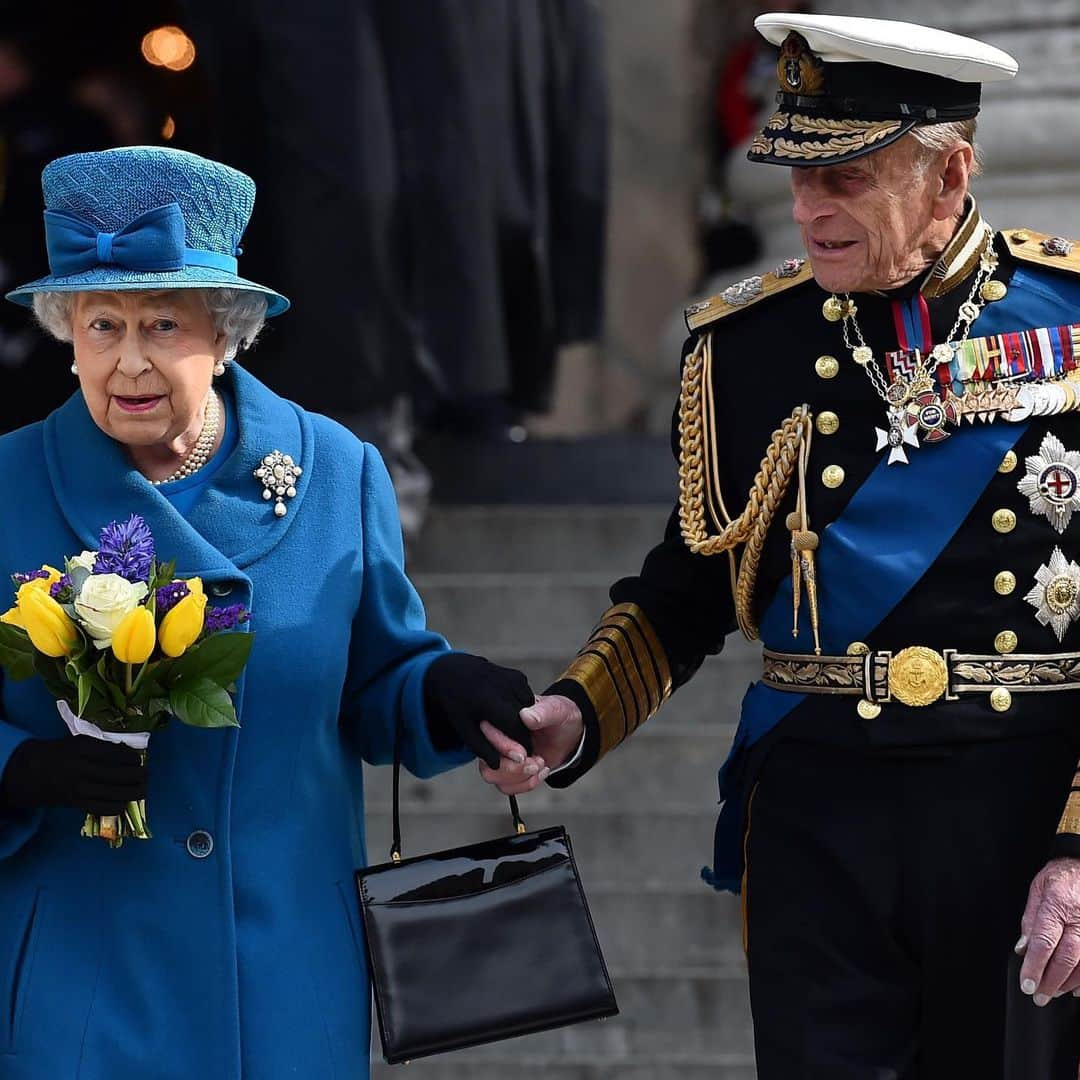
[391,702,526,862]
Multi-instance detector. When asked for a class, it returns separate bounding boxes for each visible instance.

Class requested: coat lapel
[43,364,313,577]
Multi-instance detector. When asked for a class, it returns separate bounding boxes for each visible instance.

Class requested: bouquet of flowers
[0,515,252,847]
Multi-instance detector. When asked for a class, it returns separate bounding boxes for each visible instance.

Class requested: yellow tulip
[112,606,156,664]
[0,607,24,629]
[17,583,79,657]
[22,566,63,594]
[159,589,207,657]
[185,577,204,598]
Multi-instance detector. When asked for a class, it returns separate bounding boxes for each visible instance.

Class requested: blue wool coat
[0,364,470,1079]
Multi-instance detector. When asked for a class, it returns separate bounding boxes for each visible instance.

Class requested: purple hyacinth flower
[12,569,50,586]
[203,605,251,634]
[49,574,73,601]
[156,581,190,615]
[94,515,155,583]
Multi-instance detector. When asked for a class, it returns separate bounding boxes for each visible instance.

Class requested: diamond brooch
[1017,432,1080,534]
[254,450,302,517]
[1024,546,1080,643]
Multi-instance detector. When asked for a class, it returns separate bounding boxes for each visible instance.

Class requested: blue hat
[5,146,289,316]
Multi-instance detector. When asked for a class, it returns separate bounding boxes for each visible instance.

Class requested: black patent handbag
[354,716,619,1064]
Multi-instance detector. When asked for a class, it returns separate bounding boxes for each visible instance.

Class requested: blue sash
[702,418,1027,891]
[700,278,1080,892]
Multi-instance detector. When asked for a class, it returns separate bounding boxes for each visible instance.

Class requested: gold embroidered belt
[762,646,1080,706]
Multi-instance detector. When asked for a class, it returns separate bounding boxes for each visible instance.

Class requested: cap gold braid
[678,331,814,642]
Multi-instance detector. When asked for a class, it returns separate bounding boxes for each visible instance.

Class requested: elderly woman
[0,146,543,1079]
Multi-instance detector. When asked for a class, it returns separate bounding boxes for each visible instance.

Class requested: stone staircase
[366,506,761,1078]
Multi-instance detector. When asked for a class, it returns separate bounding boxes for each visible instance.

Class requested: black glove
[1,736,148,815]
[423,653,535,768]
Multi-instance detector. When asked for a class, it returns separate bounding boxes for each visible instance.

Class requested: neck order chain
[829,227,1001,464]
[150,391,222,486]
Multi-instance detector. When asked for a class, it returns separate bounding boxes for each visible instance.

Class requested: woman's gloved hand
[423,653,539,770]
[1,736,148,815]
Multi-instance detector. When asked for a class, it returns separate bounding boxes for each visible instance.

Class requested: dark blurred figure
[0,26,110,434]
[185,0,608,533]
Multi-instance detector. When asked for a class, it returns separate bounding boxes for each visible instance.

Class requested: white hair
[31,287,268,361]
[908,118,983,178]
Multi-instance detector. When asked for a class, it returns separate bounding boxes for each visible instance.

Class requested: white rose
[74,574,149,649]
[69,551,98,573]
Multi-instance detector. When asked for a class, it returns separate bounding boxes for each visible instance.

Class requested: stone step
[372,1058,756,1080]
[364,807,723,892]
[409,505,671,575]
[365,723,733,813]
[417,572,618,655]
[369,970,754,1062]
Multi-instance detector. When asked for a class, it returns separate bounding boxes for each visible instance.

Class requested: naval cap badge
[777,32,826,96]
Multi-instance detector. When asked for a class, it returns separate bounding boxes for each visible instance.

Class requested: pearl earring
[213,360,226,377]
[70,361,78,375]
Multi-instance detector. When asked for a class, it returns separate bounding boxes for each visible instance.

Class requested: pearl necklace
[151,392,222,486]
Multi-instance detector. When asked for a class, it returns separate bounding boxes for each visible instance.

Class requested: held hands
[1016,856,1080,1004]
[479,694,585,796]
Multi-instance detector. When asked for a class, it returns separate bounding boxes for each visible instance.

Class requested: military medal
[1017,432,1080,533]
[830,226,1000,464]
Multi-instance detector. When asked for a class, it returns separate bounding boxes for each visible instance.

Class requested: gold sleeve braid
[559,604,673,759]
[1057,767,1080,836]
[677,331,814,643]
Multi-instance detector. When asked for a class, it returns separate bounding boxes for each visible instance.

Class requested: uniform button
[209,582,233,598]
[856,699,881,720]
[822,465,845,489]
[994,571,1017,596]
[847,641,870,656]
[992,509,1017,534]
[1010,231,1030,244]
[998,451,1018,474]
[186,830,214,859]
[981,280,1007,303]
[816,411,840,435]
[994,630,1018,655]
[990,687,1013,712]
[815,355,839,379]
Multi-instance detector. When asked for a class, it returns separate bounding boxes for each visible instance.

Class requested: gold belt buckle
[887,646,949,707]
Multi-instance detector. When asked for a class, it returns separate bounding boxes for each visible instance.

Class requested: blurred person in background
[0,24,110,435]
[184,0,608,536]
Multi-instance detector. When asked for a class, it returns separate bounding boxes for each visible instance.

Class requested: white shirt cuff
[547,727,587,777]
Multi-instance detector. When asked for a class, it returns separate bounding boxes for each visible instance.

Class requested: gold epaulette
[559,604,673,761]
[684,258,814,331]
[1003,229,1080,275]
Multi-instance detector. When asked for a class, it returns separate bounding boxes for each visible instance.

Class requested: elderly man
[480,13,1080,1079]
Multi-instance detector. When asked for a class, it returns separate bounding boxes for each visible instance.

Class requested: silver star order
[1024,546,1080,643]
[1017,432,1080,533]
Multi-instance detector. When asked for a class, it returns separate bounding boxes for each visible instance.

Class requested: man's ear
[932,143,974,222]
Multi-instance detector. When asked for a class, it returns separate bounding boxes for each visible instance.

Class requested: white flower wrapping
[56,700,150,751]
[73,573,149,648]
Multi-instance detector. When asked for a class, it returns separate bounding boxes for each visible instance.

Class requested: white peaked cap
[755,13,1018,83]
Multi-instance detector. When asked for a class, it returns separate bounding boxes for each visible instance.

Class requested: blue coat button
[186,830,214,859]
[209,582,233,598]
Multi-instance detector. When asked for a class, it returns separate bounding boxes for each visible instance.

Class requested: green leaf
[168,632,253,689]
[32,652,76,711]
[96,656,127,710]
[0,623,35,681]
[168,678,239,729]
[77,671,93,716]
[67,565,92,595]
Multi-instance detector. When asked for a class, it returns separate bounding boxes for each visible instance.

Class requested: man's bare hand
[1017,856,1080,1005]
[477,694,584,796]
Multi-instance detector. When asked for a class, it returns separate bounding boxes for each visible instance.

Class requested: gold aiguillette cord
[678,331,820,647]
